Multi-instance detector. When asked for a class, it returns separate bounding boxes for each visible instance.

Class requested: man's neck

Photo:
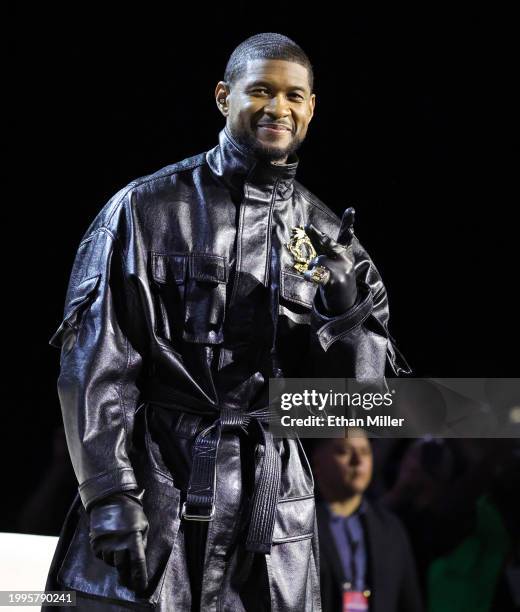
[328,494,363,517]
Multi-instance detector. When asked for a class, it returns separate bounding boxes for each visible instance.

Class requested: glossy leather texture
[44,126,411,611]
[89,490,149,593]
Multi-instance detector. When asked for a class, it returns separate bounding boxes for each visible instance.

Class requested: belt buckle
[181,501,215,521]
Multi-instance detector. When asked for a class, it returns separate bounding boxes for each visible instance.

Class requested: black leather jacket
[45,126,410,611]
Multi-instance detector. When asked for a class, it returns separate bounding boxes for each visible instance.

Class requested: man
[44,33,410,611]
[311,430,423,612]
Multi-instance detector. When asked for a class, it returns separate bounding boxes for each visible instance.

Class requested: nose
[350,451,361,466]
[264,93,291,118]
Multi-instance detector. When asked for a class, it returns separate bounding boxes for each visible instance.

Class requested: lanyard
[342,516,366,592]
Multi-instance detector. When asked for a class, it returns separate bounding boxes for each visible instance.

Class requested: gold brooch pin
[286,226,316,274]
[285,226,330,285]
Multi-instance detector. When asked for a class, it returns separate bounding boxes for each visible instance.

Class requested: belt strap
[244,422,281,553]
[141,382,282,554]
[183,405,281,554]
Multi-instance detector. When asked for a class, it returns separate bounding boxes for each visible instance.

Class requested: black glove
[88,489,149,593]
[304,208,358,316]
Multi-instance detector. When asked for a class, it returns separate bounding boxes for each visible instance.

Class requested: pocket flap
[49,274,101,348]
[189,253,227,283]
[151,252,187,285]
[280,269,318,308]
[64,274,101,317]
[272,495,315,543]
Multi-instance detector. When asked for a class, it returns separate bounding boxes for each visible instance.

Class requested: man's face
[313,431,373,498]
[215,59,315,163]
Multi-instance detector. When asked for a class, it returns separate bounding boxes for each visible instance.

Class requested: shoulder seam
[98,154,208,230]
[294,185,338,223]
[79,226,116,246]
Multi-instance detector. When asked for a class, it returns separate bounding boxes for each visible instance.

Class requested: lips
[257,123,292,132]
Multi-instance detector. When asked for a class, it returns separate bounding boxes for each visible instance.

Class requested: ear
[308,93,316,122]
[215,81,230,116]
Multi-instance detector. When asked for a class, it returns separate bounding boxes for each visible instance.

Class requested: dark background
[6,6,515,531]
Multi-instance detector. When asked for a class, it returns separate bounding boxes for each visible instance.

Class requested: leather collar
[206,126,299,196]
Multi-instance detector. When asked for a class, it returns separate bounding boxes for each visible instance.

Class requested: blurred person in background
[382,438,520,611]
[310,428,424,612]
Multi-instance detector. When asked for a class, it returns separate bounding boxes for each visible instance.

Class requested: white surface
[0,532,58,610]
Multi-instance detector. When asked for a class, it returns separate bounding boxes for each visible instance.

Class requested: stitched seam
[277,494,314,503]
[272,533,314,543]
[317,290,372,339]
[264,178,279,283]
[110,237,133,448]
[284,270,303,279]
[118,330,130,452]
[285,296,312,308]
[281,270,316,308]
[152,252,165,283]
[150,250,190,256]
[296,435,315,490]
[77,155,205,247]
[283,291,313,308]
[76,273,101,287]
[79,467,135,488]
[321,300,371,348]
[107,158,206,222]
[151,467,175,483]
[79,227,116,248]
[156,338,183,359]
[323,307,373,351]
[294,186,338,224]
[96,156,206,228]
[62,277,100,319]
[229,190,247,306]
[189,252,227,282]
[150,251,187,284]
[372,286,385,301]
[191,253,226,259]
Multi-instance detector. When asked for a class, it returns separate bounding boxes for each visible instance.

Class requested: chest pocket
[279,268,319,325]
[150,252,187,346]
[150,251,228,346]
[184,253,228,343]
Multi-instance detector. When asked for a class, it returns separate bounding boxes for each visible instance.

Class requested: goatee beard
[233,128,302,163]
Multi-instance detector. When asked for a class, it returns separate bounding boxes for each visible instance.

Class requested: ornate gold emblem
[285,226,317,274]
[308,266,330,284]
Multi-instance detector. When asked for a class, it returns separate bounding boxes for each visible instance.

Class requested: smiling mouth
[257,124,292,133]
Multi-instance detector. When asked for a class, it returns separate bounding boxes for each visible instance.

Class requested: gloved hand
[303,208,358,316]
[88,489,149,593]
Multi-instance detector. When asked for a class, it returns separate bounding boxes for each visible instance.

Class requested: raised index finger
[337,207,356,246]
[304,223,346,258]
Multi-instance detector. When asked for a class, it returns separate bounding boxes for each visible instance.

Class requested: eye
[289,93,304,100]
[251,88,269,95]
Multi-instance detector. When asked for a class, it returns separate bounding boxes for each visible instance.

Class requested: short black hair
[224,32,314,93]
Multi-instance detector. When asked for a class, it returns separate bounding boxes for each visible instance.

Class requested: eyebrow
[246,80,308,93]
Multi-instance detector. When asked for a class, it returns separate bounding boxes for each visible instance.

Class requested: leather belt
[141,380,281,554]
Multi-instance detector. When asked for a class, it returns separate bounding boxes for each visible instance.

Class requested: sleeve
[307,234,412,383]
[49,226,145,512]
